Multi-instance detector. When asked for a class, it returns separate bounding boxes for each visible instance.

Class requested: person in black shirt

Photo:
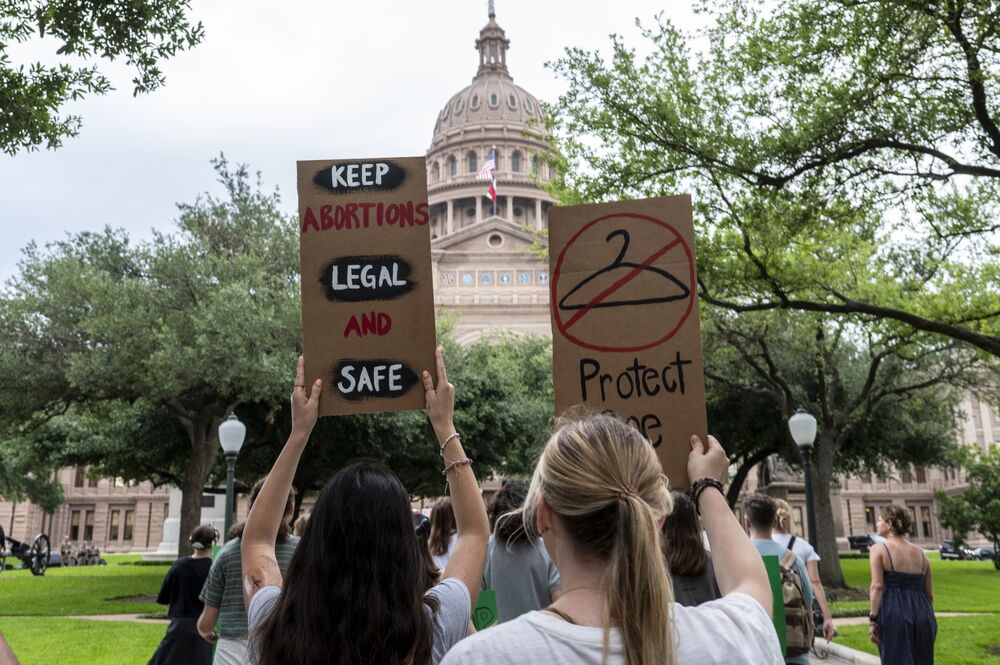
[148,525,218,665]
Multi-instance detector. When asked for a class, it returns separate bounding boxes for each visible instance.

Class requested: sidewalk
[815,638,880,665]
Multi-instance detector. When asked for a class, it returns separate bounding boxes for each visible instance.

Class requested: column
[476,196,482,224]
[535,199,543,230]
[507,195,514,224]
[446,200,454,235]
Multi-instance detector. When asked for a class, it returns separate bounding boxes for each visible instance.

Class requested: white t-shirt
[432,532,458,571]
[773,533,820,563]
[439,592,783,665]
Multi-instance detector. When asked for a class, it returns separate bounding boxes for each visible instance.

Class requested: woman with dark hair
[485,480,561,622]
[148,525,218,665]
[869,505,935,664]
[662,491,721,607]
[428,497,457,571]
[241,352,489,665]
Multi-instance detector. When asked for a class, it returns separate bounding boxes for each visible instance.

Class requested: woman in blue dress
[868,505,936,664]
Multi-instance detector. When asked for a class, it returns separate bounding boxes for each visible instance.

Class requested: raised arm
[241,357,321,608]
[425,348,490,608]
[689,435,772,617]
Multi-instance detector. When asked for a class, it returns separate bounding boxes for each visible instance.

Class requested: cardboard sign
[548,195,707,487]
[298,157,435,416]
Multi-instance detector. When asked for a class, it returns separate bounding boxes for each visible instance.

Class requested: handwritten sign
[548,195,707,487]
[298,157,435,416]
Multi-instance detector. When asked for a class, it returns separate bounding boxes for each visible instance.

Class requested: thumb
[689,435,705,455]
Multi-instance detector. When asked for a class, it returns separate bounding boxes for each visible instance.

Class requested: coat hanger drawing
[557,229,690,312]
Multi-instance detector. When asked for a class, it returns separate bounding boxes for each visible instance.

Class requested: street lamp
[218,414,246,542]
[788,408,818,545]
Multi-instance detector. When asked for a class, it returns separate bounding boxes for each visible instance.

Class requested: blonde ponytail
[524,414,676,665]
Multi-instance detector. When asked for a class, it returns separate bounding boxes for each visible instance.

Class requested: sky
[0,0,701,283]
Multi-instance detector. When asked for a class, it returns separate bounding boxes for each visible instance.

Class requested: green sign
[762,554,787,656]
[472,589,498,631]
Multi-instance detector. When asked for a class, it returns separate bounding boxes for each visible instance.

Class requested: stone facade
[0,467,170,553]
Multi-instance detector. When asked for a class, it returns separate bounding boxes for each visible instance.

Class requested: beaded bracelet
[687,477,725,514]
[442,457,473,477]
[439,432,461,457]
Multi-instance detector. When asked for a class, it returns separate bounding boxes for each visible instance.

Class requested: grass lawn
[0,554,168,616]
[836,614,1000,664]
[830,553,1000,613]
[1,617,165,665]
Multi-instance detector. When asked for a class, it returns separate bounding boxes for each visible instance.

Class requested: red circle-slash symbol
[551,212,696,353]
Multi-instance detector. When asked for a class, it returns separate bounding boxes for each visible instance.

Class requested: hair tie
[616,483,636,500]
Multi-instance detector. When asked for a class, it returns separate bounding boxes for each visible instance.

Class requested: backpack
[780,537,816,657]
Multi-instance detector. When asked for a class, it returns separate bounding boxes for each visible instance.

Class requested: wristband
[687,477,724,514]
[439,432,461,457]
[442,457,473,477]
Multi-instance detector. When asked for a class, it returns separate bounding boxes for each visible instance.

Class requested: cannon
[0,524,51,576]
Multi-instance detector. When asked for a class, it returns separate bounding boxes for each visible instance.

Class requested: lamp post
[788,408,818,545]
[218,414,246,542]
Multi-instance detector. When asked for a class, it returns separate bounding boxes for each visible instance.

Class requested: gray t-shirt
[484,535,560,623]
[246,576,470,665]
[439,592,783,665]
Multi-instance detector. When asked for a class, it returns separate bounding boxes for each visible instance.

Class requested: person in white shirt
[441,416,783,665]
[772,498,835,640]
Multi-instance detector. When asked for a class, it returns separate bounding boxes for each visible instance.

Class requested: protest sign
[548,195,707,487]
[298,157,435,416]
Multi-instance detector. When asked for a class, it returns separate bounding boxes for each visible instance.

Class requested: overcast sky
[0,1,699,283]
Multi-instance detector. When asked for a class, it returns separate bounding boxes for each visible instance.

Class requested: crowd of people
[133,352,937,665]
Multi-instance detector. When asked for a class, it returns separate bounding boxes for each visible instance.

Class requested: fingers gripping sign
[291,356,323,437]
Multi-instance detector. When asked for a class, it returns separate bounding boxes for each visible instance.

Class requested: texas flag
[477,147,497,203]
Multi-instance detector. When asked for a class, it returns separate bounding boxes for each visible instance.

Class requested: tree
[0,157,299,555]
[1,0,203,154]
[544,0,1000,358]
[702,310,970,586]
[935,488,977,550]
[960,445,1000,569]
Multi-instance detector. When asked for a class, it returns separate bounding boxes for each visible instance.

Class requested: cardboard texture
[548,195,707,488]
[298,157,435,416]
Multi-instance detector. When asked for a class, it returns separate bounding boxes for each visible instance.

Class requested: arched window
[449,156,457,177]
[490,93,499,107]
[511,151,522,172]
[468,152,478,173]
[432,161,440,182]
[508,94,517,109]
[531,155,539,175]
[471,94,480,109]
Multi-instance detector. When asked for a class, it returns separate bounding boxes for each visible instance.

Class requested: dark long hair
[662,491,708,577]
[255,461,439,665]
[427,496,455,557]
[490,480,529,544]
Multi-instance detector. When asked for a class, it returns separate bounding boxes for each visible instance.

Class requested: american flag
[477,147,497,204]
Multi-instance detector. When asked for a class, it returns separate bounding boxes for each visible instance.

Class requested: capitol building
[425,7,555,344]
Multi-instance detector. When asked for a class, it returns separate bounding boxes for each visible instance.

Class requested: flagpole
[492,144,497,217]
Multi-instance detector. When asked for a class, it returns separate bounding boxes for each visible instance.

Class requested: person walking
[869,505,936,665]
[148,525,218,665]
[772,499,835,640]
[241,352,490,665]
[428,496,457,572]
[441,418,783,665]
[662,491,721,606]
[197,478,299,665]
[745,494,815,664]
[484,480,561,622]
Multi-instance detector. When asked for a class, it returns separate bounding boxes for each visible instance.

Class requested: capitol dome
[426,4,556,345]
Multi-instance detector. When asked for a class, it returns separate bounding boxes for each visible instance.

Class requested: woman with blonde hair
[772,498,835,642]
[441,415,782,665]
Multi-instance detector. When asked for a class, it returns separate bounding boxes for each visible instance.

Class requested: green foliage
[1,0,204,154]
[546,0,1000,357]
[936,489,978,550]
[957,444,1000,568]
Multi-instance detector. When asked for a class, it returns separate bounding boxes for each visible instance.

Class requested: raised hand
[422,347,455,436]
[687,434,729,483]
[291,356,322,437]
